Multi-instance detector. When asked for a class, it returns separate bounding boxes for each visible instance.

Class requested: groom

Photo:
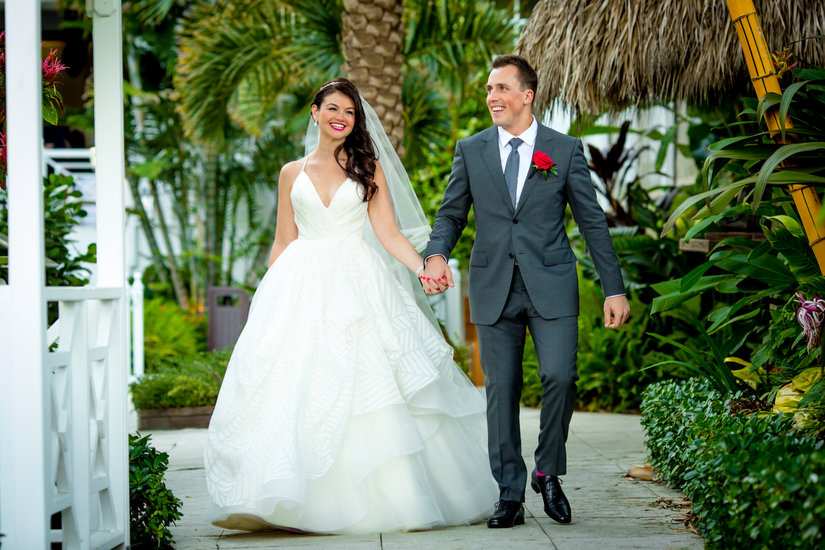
[421,55,629,528]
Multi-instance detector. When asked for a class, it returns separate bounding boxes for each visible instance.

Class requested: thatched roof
[516,0,825,114]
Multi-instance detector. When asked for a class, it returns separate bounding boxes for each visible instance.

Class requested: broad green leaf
[765,215,804,237]
[694,186,742,219]
[778,80,808,141]
[651,275,735,314]
[754,142,825,208]
[756,92,782,123]
[763,226,820,281]
[706,308,760,335]
[680,262,715,292]
[684,214,723,241]
[706,288,777,333]
[710,250,796,287]
[707,132,770,151]
[42,103,59,125]
[655,125,677,172]
[661,182,750,236]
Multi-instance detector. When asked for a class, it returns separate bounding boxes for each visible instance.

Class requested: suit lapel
[515,124,554,216]
[480,128,514,213]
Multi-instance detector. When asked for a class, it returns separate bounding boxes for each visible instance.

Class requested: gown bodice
[291,170,367,241]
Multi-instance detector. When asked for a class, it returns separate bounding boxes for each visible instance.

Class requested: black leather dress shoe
[531,470,571,524]
[487,500,525,528]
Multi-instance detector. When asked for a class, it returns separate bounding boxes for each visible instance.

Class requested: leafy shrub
[641,378,825,548]
[129,433,182,549]
[131,348,230,410]
[142,298,205,372]
[1,173,96,288]
[521,277,689,412]
[640,377,721,486]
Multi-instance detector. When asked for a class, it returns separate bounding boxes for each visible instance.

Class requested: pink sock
[536,471,547,477]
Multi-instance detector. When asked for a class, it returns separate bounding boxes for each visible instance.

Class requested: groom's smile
[486,64,534,135]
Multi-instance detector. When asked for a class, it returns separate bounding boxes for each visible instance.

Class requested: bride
[204,78,497,534]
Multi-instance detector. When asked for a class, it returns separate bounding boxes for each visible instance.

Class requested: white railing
[44,287,128,550]
[43,147,96,176]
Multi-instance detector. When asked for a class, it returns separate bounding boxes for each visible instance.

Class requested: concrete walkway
[145,409,703,549]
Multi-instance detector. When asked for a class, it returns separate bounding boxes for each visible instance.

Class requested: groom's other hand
[421,255,454,295]
[603,295,630,329]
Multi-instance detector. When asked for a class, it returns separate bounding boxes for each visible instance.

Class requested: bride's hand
[420,256,453,295]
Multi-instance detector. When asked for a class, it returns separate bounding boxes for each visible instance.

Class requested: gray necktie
[504,137,523,207]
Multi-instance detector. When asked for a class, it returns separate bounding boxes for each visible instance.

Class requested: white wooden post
[131,271,145,378]
[89,0,129,545]
[0,1,50,548]
[445,258,464,341]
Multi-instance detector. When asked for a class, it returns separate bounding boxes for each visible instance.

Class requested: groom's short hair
[492,55,538,96]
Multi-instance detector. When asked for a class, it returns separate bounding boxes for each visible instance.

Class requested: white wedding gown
[204,167,497,534]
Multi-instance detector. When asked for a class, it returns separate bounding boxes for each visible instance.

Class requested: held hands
[603,295,630,329]
[419,255,454,295]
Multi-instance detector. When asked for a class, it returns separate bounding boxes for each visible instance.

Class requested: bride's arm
[367,162,425,274]
[267,161,301,267]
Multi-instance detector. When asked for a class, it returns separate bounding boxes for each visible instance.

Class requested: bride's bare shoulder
[278,159,305,188]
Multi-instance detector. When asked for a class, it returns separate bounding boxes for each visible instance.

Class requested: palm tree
[340,0,405,150]
[173,0,517,160]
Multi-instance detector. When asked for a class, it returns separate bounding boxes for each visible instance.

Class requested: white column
[90,0,129,544]
[445,259,464,341]
[131,271,145,379]
[0,1,50,548]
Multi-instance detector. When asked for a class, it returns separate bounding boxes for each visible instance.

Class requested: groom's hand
[603,295,630,329]
[421,255,454,295]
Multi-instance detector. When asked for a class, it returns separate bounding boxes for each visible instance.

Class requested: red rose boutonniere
[531,151,558,180]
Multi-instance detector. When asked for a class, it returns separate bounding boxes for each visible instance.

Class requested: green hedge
[131,349,230,410]
[641,378,825,548]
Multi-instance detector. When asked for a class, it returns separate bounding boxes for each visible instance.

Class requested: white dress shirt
[497,117,538,206]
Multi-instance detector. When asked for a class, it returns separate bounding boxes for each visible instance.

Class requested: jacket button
[508,253,515,259]
[513,219,519,224]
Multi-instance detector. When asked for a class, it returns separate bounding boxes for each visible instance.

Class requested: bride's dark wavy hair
[312,78,378,201]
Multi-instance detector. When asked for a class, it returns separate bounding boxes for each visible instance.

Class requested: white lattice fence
[45,287,127,549]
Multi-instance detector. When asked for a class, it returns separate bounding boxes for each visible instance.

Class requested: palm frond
[405,0,518,98]
[402,70,451,169]
[130,0,182,26]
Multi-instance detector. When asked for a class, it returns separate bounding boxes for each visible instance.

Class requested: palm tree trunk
[204,150,219,291]
[126,176,172,290]
[148,178,190,309]
[341,0,405,153]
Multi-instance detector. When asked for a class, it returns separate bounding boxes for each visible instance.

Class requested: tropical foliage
[649,62,825,429]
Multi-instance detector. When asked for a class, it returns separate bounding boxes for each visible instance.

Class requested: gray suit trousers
[475,265,578,502]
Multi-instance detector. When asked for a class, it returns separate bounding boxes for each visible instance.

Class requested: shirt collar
[497,116,538,149]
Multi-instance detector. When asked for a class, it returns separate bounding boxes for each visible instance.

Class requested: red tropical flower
[42,49,68,81]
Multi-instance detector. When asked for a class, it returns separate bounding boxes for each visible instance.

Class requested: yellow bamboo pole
[726,0,825,274]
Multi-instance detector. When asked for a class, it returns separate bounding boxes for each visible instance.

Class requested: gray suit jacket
[424,123,625,325]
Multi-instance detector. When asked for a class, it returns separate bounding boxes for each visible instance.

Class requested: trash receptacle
[207,286,251,351]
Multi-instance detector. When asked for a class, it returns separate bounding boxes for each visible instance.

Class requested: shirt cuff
[424,254,447,266]
[605,294,626,299]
